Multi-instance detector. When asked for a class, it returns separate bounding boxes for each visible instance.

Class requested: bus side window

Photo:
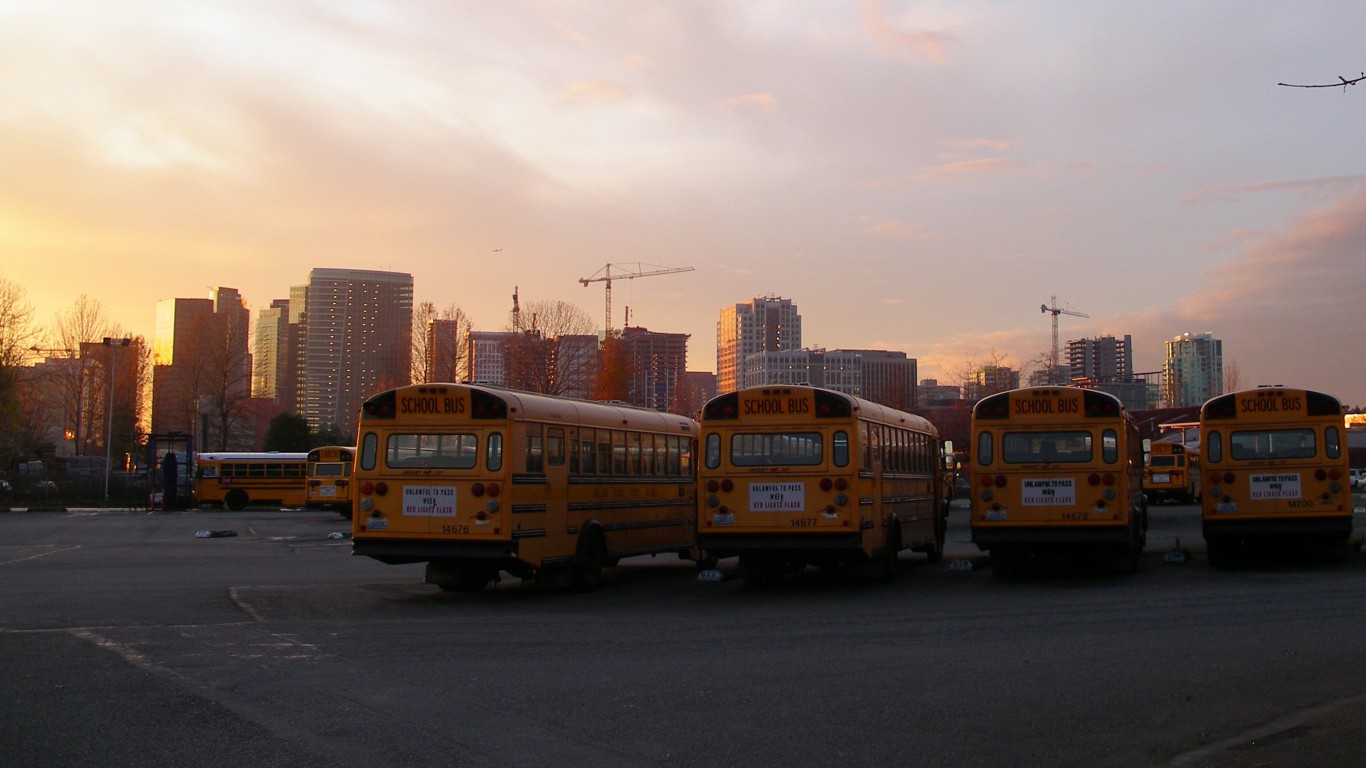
[1326,426,1342,459]
[977,431,993,466]
[547,427,565,467]
[487,433,503,472]
[1102,429,1118,464]
[1206,431,1221,464]
[833,430,849,468]
[670,435,684,475]
[579,428,596,474]
[526,430,544,473]
[360,433,378,471]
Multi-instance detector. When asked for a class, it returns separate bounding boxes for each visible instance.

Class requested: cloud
[556,80,632,106]
[1183,175,1366,205]
[859,216,920,239]
[860,1,955,65]
[722,92,777,113]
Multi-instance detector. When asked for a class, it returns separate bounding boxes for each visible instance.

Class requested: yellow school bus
[970,387,1146,575]
[194,452,309,510]
[351,383,699,591]
[1143,439,1201,504]
[307,445,355,518]
[698,385,946,586]
[1200,387,1352,565]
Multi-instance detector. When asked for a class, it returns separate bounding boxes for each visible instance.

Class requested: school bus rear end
[970,387,1146,573]
[1200,388,1352,563]
[699,388,866,566]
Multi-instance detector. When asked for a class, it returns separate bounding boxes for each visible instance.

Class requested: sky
[4,1,1366,404]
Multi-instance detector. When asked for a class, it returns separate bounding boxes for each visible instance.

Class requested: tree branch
[1278,72,1366,91]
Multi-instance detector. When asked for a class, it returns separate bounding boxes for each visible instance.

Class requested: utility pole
[103,337,131,500]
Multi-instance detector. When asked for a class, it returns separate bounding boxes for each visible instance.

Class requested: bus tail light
[1222,471,1234,484]
[820,478,833,492]
[1315,469,1327,481]
[834,478,848,492]
[1102,473,1116,486]
[374,481,389,496]
[486,483,500,497]
[360,481,374,495]
[471,483,485,497]
[721,479,734,493]
[1088,473,1101,486]
[706,479,720,493]
[993,475,1006,488]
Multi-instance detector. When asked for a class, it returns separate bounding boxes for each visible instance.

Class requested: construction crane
[579,262,695,337]
[1040,296,1088,384]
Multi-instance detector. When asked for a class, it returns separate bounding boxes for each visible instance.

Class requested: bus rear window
[1229,429,1315,461]
[730,432,823,467]
[1002,432,1093,464]
[386,433,478,469]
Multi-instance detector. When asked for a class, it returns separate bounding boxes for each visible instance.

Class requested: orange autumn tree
[591,336,632,402]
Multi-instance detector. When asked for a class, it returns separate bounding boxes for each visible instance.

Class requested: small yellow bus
[195,452,309,510]
[1143,439,1200,504]
[1200,387,1352,564]
[307,445,355,518]
[970,386,1146,575]
[698,385,947,586]
[351,383,700,591]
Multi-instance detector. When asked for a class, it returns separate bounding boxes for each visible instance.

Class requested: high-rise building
[838,349,917,411]
[424,318,467,383]
[298,268,413,436]
[619,326,689,412]
[1066,335,1133,383]
[151,288,252,444]
[467,331,513,385]
[1164,332,1223,407]
[252,299,290,400]
[964,365,1020,402]
[717,296,801,394]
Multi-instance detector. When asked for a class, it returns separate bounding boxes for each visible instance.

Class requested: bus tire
[224,490,248,511]
[989,549,1015,578]
[739,554,785,587]
[877,519,901,581]
[571,528,607,592]
[1206,537,1233,568]
[926,512,946,564]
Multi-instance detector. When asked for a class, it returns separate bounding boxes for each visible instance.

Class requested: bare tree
[948,349,1016,402]
[0,275,39,466]
[1223,359,1242,395]
[412,301,474,383]
[195,311,255,451]
[504,299,598,396]
[46,295,118,455]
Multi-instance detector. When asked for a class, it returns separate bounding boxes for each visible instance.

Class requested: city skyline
[6,4,1366,404]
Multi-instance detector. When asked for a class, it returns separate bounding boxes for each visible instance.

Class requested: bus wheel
[452,566,495,592]
[739,554,785,587]
[877,522,901,580]
[926,513,946,564]
[571,529,607,592]
[224,490,248,511]
[989,549,1015,578]
[1206,537,1232,568]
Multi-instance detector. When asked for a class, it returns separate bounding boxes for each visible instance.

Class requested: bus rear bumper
[699,532,864,559]
[1203,517,1352,539]
[352,537,518,565]
[972,525,1132,549]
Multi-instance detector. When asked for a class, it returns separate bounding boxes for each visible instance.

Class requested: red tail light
[819,478,833,492]
[486,483,500,497]
[360,481,374,495]
[471,483,485,497]
[1088,473,1101,486]
[993,475,1006,488]
[834,478,848,491]
[706,479,719,493]
[374,481,389,496]
[1102,473,1116,486]
[721,479,734,493]
[1315,469,1327,481]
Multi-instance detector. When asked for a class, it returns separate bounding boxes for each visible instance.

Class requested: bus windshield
[1229,429,1316,461]
[1003,431,1093,464]
[730,432,823,466]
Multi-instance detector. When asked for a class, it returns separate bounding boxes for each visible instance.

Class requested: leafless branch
[1278,72,1366,91]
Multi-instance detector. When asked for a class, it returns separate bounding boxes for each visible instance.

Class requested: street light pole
[103,337,131,500]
